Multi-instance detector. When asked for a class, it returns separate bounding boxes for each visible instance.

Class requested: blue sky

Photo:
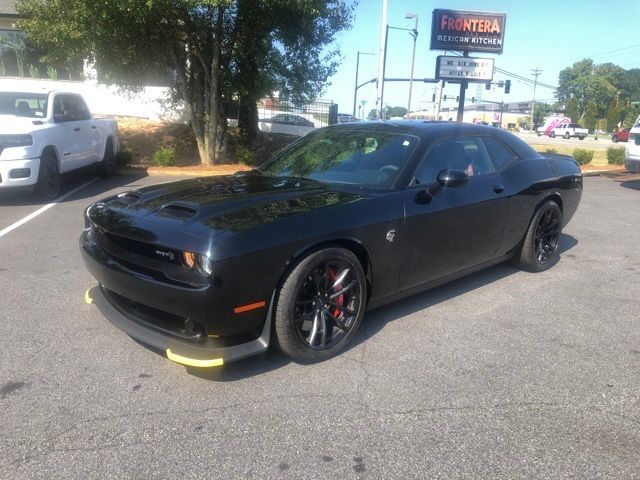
[323,0,640,116]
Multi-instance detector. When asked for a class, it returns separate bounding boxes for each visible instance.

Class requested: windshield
[0,92,48,118]
[259,128,418,189]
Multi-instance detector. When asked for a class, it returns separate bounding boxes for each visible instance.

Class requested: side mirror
[54,113,68,123]
[437,169,469,187]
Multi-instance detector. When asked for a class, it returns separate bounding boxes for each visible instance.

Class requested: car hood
[95,172,364,239]
[0,115,48,133]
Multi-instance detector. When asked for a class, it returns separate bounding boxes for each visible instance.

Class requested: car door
[399,136,509,290]
[60,94,98,166]
[50,94,82,173]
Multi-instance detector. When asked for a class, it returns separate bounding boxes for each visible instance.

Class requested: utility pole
[376,0,388,119]
[405,13,418,118]
[530,67,542,133]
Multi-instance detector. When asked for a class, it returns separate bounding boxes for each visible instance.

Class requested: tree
[17,0,354,165]
[532,102,553,129]
[583,102,598,131]
[606,103,623,132]
[367,108,378,120]
[564,97,579,122]
[384,106,408,118]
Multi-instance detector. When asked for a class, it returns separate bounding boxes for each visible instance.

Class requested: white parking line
[0,177,98,239]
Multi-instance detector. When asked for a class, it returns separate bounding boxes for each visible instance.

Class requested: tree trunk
[238,98,259,140]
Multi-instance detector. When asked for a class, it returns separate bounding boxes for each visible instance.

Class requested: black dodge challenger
[80,121,582,367]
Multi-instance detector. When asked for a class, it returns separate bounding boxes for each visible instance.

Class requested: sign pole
[456,51,469,122]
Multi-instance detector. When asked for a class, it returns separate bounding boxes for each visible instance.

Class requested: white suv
[625,118,640,172]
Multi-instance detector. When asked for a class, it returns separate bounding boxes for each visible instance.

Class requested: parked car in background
[259,113,315,128]
[612,128,631,143]
[337,114,361,124]
[551,123,587,140]
[81,121,582,368]
[0,89,119,199]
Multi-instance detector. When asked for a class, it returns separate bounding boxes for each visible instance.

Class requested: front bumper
[80,229,273,366]
[87,285,272,366]
[0,157,40,188]
[625,153,640,172]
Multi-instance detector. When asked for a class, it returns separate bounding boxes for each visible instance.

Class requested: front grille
[104,289,208,343]
[105,232,180,264]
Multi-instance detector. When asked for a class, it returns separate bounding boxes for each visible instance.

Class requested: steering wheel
[378,165,399,174]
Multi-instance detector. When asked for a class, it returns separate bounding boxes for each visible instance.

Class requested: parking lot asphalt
[1,171,639,479]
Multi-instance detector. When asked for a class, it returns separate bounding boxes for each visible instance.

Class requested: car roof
[323,120,541,159]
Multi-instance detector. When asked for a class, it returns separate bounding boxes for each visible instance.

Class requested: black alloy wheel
[98,140,116,178]
[515,199,563,272]
[564,132,570,139]
[274,247,366,363]
[35,152,61,200]
[534,205,561,264]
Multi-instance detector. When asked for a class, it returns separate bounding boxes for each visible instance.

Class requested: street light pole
[405,13,418,118]
[353,51,374,117]
[376,0,388,120]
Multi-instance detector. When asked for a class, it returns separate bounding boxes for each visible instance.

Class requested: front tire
[612,136,618,143]
[550,131,556,138]
[35,151,61,200]
[98,140,116,178]
[515,200,563,272]
[564,132,570,139]
[274,247,367,363]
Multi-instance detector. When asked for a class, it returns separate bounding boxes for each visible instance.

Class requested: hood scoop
[117,191,142,205]
[154,203,197,220]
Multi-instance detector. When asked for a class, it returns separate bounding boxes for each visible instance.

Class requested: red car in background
[612,128,631,143]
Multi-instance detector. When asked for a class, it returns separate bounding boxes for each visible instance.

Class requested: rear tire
[514,200,563,272]
[612,136,618,143]
[564,132,570,139]
[98,140,116,178]
[274,247,366,363]
[550,131,556,138]
[35,150,61,200]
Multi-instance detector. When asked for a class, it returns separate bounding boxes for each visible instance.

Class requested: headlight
[198,254,214,276]
[0,134,33,148]
[182,251,214,276]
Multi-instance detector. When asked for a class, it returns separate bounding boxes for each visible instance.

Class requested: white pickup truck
[0,89,118,198]
[550,123,588,140]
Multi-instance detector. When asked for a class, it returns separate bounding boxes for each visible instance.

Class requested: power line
[589,43,640,59]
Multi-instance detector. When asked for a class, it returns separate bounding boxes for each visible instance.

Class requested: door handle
[492,184,504,193]
[74,127,81,132]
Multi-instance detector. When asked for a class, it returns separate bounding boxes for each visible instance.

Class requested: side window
[58,95,90,121]
[481,136,518,171]
[413,137,495,185]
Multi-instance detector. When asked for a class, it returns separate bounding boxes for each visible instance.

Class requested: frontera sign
[430,9,506,54]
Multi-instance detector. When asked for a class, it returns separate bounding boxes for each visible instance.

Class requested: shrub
[115,149,133,166]
[606,146,625,165]
[572,148,594,165]
[152,146,176,167]
[544,148,558,154]
[235,145,255,165]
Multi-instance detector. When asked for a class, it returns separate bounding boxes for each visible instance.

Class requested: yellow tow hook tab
[166,349,224,368]
[84,288,94,305]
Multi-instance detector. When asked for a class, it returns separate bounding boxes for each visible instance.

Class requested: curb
[117,165,251,177]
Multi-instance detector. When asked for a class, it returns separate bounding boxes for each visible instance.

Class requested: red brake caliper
[329,267,344,318]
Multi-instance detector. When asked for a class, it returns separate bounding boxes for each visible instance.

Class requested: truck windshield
[0,92,48,118]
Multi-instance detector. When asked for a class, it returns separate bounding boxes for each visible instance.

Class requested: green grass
[531,143,607,165]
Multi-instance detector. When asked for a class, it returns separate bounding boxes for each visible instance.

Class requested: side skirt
[366,253,514,311]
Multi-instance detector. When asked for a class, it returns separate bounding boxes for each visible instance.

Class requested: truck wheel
[536,131,541,137]
[35,151,61,200]
[579,136,585,140]
[612,136,618,143]
[564,132,570,139]
[550,131,556,138]
[98,140,116,178]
